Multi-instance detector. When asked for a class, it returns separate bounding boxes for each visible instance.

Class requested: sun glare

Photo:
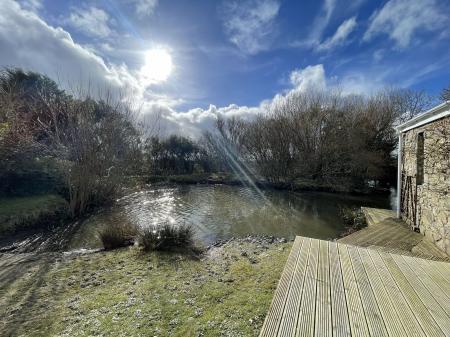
[141,48,173,83]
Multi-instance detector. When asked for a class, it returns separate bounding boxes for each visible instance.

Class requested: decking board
[259,236,450,337]
[329,242,351,337]
[295,238,319,337]
[357,248,406,337]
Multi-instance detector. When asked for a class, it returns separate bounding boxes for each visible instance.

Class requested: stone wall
[401,116,450,255]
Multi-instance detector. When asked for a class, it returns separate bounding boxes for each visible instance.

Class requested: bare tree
[213,88,414,190]
[0,68,145,216]
[388,88,436,122]
[440,84,450,102]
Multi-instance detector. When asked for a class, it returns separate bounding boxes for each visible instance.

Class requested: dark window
[416,132,424,185]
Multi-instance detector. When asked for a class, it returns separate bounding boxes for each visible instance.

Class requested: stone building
[396,101,450,255]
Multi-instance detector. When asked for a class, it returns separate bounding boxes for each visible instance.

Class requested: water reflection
[67,185,393,249]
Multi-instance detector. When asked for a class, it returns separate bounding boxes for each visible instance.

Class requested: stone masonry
[401,116,450,255]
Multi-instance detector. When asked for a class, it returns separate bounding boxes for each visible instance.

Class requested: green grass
[0,241,291,336]
[0,194,68,236]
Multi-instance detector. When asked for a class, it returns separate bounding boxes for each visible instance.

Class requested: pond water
[64,184,395,250]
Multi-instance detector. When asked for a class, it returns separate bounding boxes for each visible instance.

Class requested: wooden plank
[357,247,406,337]
[348,246,388,337]
[400,255,450,315]
[379,252,445,337]
[433,260,450,280]
[314,240,332,337]
[338,243,370,337]
[295,238,319,337]
[390,254,450,336]
[260,236,303,337]
[412,256,450,296]
[277,237,310,337]
[367,249,426,337]
[329,242,351,337]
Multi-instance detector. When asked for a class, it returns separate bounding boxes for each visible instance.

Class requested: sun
[141,48,173,83]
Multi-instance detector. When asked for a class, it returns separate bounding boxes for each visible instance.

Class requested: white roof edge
[396,101,450,133]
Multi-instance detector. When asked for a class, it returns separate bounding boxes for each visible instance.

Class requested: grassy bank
[0,239,291,337]
[135,173,390,195]
[0,194,68,237]
[138,173,241,185]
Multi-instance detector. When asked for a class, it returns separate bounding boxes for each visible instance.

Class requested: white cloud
[140,103,260,138]
[290,65,327,92]
[128,0,159,18]
[316,17,357,51]
[291,0,336,48]
[136,0,158,17]
[0,1,142,100]
[291,1,357,52]
[221,0,280,55]
[364,0,447,48]
[288,64,387,97]
[334,72,385,96]
[67,7,113,39]
[18,0,42,12]
[373,49,385,62]
[155,64,386,138]
[309,0,336,42]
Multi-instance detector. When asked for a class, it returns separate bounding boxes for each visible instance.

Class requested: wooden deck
[339,208,449,261]
[259,236,450,337]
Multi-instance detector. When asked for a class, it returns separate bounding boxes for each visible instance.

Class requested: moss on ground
[0,194,68,236]
[0,240,291,337]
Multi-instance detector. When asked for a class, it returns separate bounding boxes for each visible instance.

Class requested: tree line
[1,67,448,219]
[210,87,445,191]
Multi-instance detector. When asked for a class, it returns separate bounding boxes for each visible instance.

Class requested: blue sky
[1,0,449,136]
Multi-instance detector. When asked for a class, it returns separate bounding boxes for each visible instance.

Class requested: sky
[1,0,450,137]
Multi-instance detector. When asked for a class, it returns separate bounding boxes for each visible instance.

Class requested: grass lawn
[0,240,291,337]
[0,194,68,236]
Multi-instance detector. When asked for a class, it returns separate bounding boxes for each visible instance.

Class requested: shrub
[139,223,194,252]
[98,222,138,250]
[340,206,367,231]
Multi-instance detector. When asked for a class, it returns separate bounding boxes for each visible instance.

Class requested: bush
[340,206,367,231]
[98,222,138,250]
[139,223,194,252]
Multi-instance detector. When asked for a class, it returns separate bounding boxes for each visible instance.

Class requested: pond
[0,184,396,253]
[65,184,395,250]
